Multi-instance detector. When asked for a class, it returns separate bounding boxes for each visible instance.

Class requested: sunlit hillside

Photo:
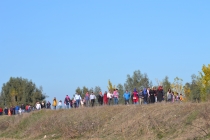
[0,102,210,140]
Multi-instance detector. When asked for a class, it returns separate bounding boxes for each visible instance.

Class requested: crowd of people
[49,86,184,109]
[0,86,184,115]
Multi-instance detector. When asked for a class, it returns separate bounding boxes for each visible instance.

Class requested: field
[0,102,210,140]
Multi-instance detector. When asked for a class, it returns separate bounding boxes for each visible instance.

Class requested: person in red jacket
[103,91,108,105]
[0,107,3,115]
[133,88,139,104]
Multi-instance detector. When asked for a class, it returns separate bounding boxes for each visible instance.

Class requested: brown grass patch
[0,102,210,140]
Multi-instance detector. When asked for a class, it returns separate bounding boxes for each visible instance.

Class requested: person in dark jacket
[131,93,134,104]
[4,107,8,115]
[157,86,164,102]
[149,87,155,103]
[143,88,148,104]
[138,90,144,105]
[13,106,15,115]
[46,101,51,109]
[41,101,46,109]
[97,92,103,106]
[21,104,25,113]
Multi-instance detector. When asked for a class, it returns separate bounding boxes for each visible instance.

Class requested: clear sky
[1,1,209,102]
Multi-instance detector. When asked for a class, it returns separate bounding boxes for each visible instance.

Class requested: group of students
[0,101,52,115]
[49,86,184,109]
[48,89,121,109]
[0,86,184,115]
[123,86,183,105]
[0,104,33,116]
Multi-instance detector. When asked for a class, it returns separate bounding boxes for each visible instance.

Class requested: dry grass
[0,102,210,140]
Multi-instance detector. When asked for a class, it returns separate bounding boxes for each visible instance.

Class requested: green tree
[117,83,124,104]
[162,76,171,94]
[75,87,82,95]
[94,86,101,95]
[171,77,184,96]
[0,77,46,106]
[200,64,210,101]
[184,82,191,101]
[107,79,115,93]
[190,74,202,102]
[81,86,89,98]
[124,70,150,92]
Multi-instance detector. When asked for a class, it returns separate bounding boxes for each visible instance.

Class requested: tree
[184,82,191,101]
[75,87,82,95]
[124,70,150,93]
[107,79,115,93]
[200,64,210,101]
[82,86,89,98]
[0,77,46,106]
[171,77,184,96]
[94,86,101,105]
[117,83,124,104]
[94,86,101,95]
[89,87,94,93]
[190,74,202,102]
[162,76,171,94]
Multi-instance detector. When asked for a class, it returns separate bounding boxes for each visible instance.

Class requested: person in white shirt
[90,92,96,107]
[58,100,62,109]
[107,90,113,105]
[19,108,22,115]
[74,93,81,108]
[36,102,41,110]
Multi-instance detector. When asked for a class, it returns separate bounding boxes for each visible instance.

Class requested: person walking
[113,89,119,105]
[132,88,139,105]
[15,105,19,115]
[138,90,144,105]
[36,102,41,110]
[123,90,130,105]
[157,86,164,102]
[143,88,148,104]
[0,107,3,115]
[52,97,57,110]
[90,92,96,107]
[103,91,108,105]
[107,90,113,105]
[167,89,172,102]
[58,100,62,109]
[46,101,51,109]
[85,92,90,107]
[41,101,46,109]
[64,95,70,109]
[4,107,8,115]
[150,87,155,103]
[97,91,103,106]
[20,104,25,113]
[74,93,82,108]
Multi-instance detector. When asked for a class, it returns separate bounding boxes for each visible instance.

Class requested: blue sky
[0,1,209,102]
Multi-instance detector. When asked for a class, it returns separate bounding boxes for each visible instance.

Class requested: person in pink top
[113,89,119,105]
[85,92,90,107]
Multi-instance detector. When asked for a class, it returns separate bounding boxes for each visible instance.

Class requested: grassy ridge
[0,102,210,140]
